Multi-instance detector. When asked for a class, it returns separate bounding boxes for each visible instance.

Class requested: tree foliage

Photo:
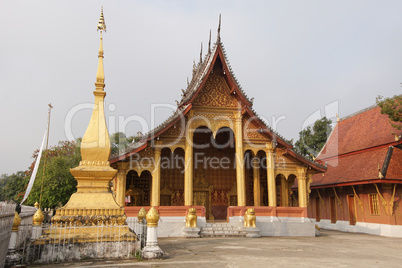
[110,132,133,155]
[1,132,132,207]
[0,171,28,202]
[22,140,81,208]
[376,95,402,130]
[294,117,332,160]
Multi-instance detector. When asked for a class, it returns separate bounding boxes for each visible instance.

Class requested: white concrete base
[244,227,261,238]
[314,219,402,238]
[142,245,164,259]
[182,227,201,238]
[128,216,206,237]
[230,216,315,237]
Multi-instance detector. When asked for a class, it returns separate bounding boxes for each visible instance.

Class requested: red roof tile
[318,106,399,159]
[312,105,402,187]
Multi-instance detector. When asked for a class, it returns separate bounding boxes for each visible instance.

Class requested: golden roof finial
[217,14,221,43]
[336,113,340,122]
[208,29,211,54]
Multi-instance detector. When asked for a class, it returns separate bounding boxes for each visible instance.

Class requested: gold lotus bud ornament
[12,211,21,232]
[33,202,45,226]
[138,207,147,222]
[146,207,159,227]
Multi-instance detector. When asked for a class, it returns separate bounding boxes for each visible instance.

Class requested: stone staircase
[200,222,246,238]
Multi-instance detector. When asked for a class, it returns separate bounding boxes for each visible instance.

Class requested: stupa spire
[80,7,111,164]
[96,7,106,88]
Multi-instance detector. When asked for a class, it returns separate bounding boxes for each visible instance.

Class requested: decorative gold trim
[374,184,388,216]
[332,187,343,213]
[316,189,325,208]
[351,186,364,213]
[390,184,397,216]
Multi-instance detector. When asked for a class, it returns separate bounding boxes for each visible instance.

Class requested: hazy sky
[1,0,401,175]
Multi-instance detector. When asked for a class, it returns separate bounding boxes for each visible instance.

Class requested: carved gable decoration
[243,119,266,140]
[193,71,237,108]
[138,147,154,158]
[161,122,183,137]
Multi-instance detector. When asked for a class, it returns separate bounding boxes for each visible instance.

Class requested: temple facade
[110,22,326,236]
[308,105,402,237]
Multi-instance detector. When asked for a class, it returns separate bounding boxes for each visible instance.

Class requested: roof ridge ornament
[208,29,211,54]
[217,14,221,43]
[199,42,203,64]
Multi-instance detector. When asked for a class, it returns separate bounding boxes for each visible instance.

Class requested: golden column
[116,162,129,207]
[184,125,194,206]
[252,157,261,206]
[234,111,246,206]
[297,167,308,207]
[151,147,161,206]
[266,142,276,207]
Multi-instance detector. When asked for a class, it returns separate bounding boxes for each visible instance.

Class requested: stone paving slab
[33,230,402,268]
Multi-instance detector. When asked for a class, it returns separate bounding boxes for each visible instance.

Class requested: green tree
[110,132,133,155]
[376,95,402,130]
[0,171,28,202]
[24,140,81,208]
[294,117,332,160]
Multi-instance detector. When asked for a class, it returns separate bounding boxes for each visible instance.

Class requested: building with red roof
[308,105,402,237]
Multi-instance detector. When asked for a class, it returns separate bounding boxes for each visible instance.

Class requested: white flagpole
[21,104,53,205]
[20,127,47,205]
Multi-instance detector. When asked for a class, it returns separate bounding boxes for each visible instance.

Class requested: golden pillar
[184,128,193,206]
[151,148,161,206]
[252,157,261,206]
[266,143,276,207]
[280,176,288,207]
[116,162,129,207]
[234,111,246,206]
[297,167,308,207]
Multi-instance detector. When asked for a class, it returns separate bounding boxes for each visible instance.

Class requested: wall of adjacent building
[307,184,402,237]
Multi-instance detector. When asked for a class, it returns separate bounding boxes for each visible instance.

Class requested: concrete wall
[314,219,402,238]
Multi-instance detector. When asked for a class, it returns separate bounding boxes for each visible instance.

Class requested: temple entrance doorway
[125,170,152,206]
[193,126,236,220]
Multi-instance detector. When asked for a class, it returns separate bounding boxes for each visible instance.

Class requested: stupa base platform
[30,225,138,263]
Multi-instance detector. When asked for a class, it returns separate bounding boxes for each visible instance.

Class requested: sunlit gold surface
[45,9,135,243]
[12,211,21,232]
[138,207,147,222]
[146,207,159,227]
[244,208,256,228]
[185,208,197,228]
[33,208,44,226]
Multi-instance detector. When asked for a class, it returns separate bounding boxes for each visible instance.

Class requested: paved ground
[34,230,402,268]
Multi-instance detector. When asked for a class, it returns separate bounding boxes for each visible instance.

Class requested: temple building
[110,19,327,236]
[308,105,402,237]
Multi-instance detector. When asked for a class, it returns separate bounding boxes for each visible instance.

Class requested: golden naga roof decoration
[146,207,160,227]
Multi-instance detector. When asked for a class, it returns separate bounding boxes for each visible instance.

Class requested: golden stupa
[40,8,135,243]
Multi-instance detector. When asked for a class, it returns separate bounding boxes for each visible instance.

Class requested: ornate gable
[193,68,237,108]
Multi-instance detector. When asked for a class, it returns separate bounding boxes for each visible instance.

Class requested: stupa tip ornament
[97,6,106,32]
